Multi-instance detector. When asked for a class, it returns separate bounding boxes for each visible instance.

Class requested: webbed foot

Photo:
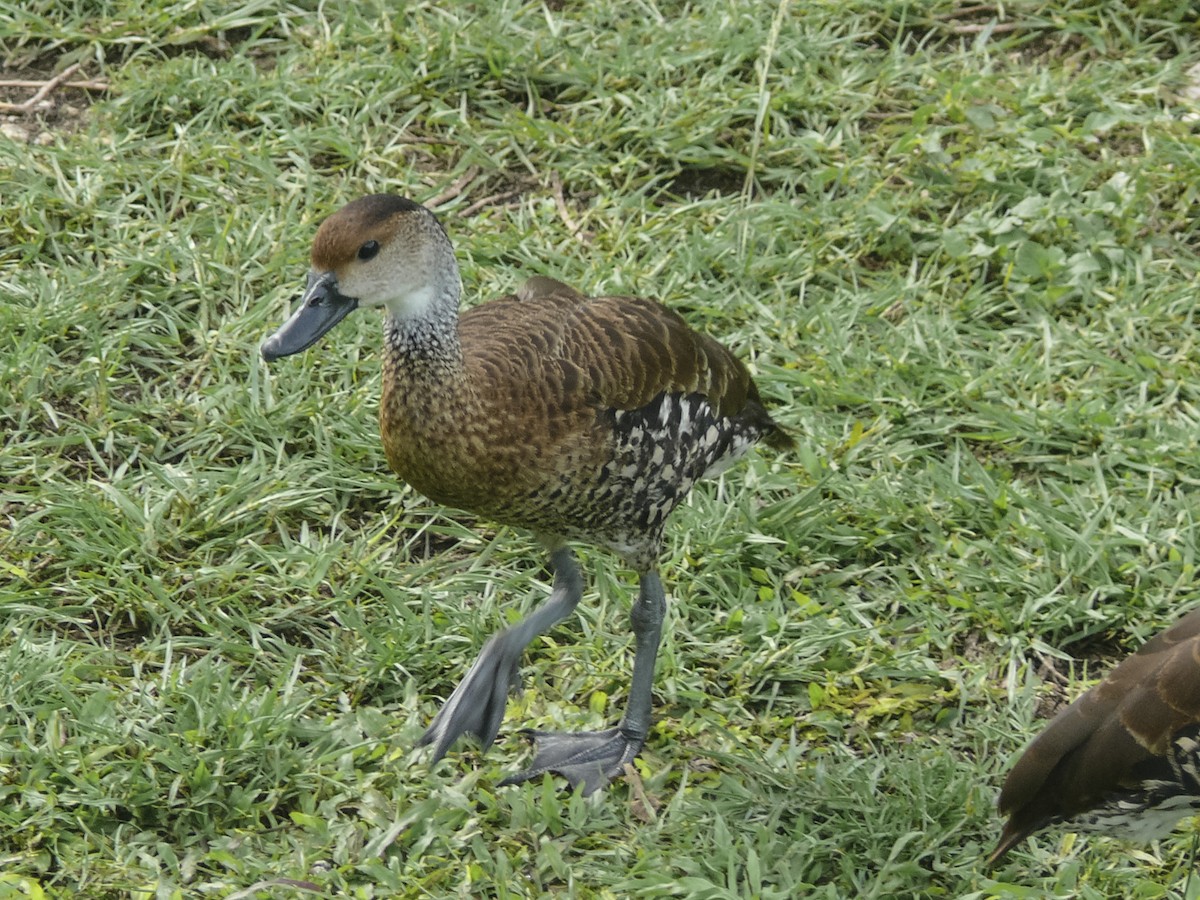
[417,630,525,760]
[418,547,584,762]
[498,727,645,795]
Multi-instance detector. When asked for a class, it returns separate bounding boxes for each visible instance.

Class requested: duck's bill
[260,273,358,361]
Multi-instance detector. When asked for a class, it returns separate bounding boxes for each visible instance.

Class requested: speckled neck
[382,291,464,374]
[379,279,474,471]
[378,286,483,514]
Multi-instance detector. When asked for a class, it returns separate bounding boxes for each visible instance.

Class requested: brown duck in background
[991,607,1200,862]
[261,194,791,793]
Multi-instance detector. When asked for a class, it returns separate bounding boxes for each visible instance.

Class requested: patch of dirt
[0,61,108,143]
[413,162,548,222]
[667,164,746,199]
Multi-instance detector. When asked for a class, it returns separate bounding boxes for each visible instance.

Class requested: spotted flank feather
[1061,729,1200,841]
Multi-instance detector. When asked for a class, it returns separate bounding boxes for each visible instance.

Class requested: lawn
[3,0,1200,897]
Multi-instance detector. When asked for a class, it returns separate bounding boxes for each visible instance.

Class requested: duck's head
[261,194,458,361]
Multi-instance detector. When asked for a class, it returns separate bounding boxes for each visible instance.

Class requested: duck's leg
[500,568,666,794]
[418,546,583,761]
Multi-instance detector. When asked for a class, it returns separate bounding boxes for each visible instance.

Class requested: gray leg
[418,546,583,761]
[500,568,667,794]
[618,568,665,740]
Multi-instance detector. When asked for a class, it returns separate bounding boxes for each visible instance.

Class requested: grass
[3,0,1200,896]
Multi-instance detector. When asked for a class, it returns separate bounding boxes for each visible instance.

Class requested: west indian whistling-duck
[991,607,1200,862]
[261,194,792,793]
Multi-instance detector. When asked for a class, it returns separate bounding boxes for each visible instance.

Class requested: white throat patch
[386,284,438,319]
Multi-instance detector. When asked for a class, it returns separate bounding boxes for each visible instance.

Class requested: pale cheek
[341,267,409,309]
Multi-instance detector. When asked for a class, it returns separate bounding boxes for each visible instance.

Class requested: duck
[261,194,792,793]
[991,606,1200,862]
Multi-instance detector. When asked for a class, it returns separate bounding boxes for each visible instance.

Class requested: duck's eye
[357,240,380,261]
